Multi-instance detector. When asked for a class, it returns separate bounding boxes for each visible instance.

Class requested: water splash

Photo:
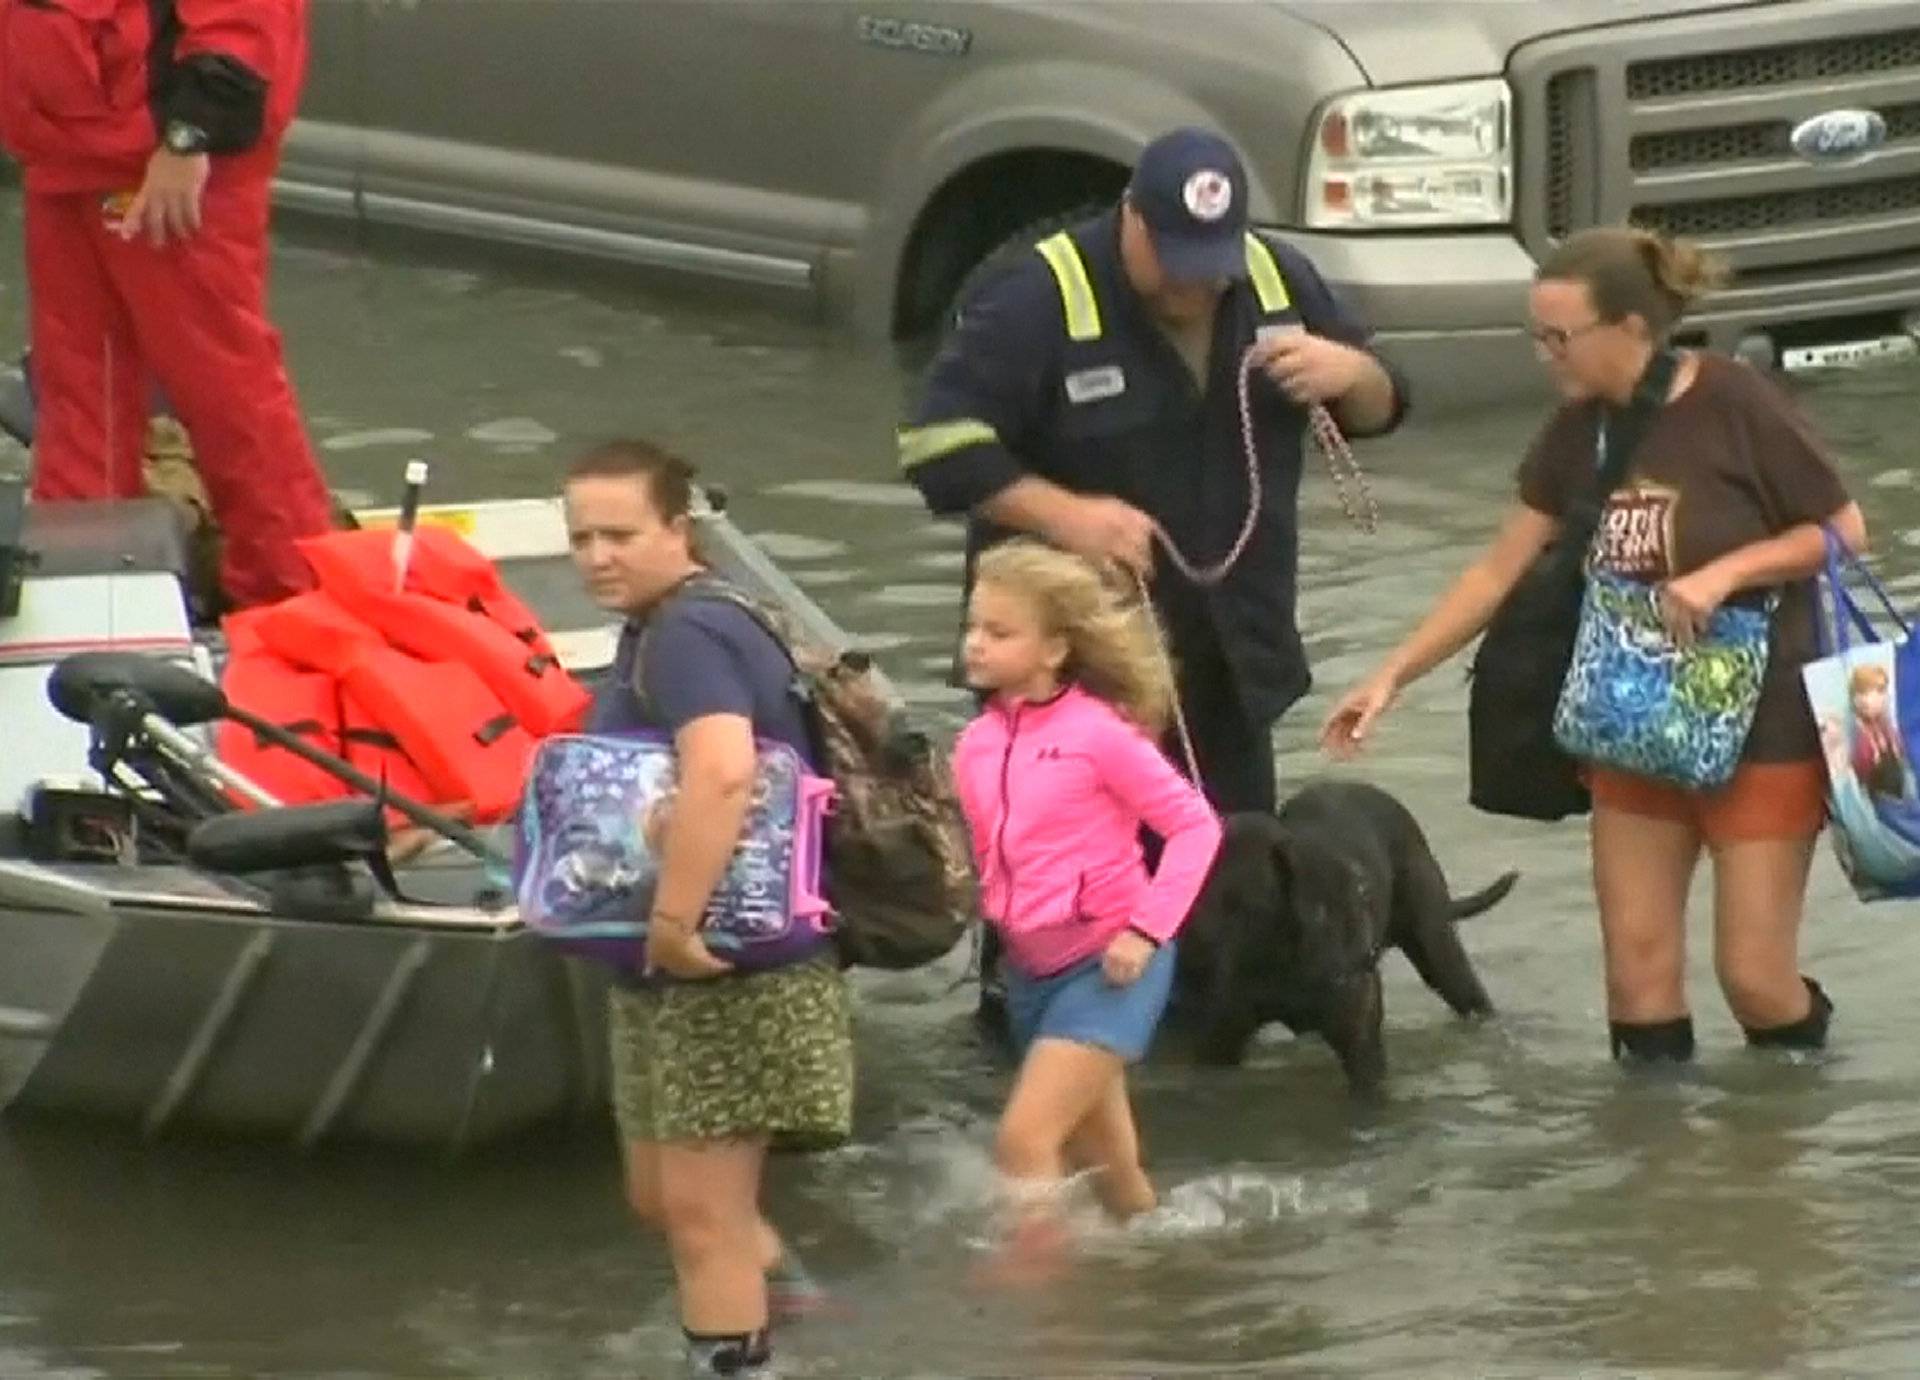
[1115,1169,1373,1243]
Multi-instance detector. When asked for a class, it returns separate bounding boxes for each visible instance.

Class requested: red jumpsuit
[0,0,335,607]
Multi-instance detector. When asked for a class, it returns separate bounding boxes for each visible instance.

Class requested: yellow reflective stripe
[897,418,1000,469]
[1035,232,1102,342]
[1245,234,1292,313]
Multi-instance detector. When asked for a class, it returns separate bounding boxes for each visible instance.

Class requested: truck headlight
[1303,79,1512,229]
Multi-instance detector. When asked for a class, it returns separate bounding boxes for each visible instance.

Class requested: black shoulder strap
[1562,348,1678,546]
[664,573,797,667]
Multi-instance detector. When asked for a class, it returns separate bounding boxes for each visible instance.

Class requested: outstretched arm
[1322,502,1558,756]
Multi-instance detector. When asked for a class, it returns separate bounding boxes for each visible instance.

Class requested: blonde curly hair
[972,539,1175,735]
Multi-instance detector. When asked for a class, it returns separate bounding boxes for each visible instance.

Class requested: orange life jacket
[296,527,590,737]
[337,690,437,811]
[229,594,441,810]
[338,648,533,822]
[228,587,537,825]
[215,540,551,824]
[216,609,350,808]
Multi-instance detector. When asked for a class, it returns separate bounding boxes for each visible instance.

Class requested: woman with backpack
[1320,227,1868,1065]
[563,439,852,1380]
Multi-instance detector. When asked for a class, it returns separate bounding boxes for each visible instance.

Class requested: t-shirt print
[1593,481,1680,579]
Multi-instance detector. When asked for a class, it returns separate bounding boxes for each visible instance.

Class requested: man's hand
[1252,331,1371,407]
[119,149,211,247]
[645,921,734,981]
[1047,494,1158,578]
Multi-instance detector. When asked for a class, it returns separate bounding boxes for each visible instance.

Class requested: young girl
[953,540,1223,1262]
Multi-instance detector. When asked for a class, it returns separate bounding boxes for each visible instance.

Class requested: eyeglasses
[1527,320,1607,354]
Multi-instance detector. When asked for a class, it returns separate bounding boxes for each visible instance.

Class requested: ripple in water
[751,531,849,562]
[466,417,559,448]
[791,568,857,588]
[321,427,436,453]
[765,479,926,508]
[864,583,959,609]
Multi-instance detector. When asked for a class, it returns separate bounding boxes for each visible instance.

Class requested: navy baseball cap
[1127,127,1250,282]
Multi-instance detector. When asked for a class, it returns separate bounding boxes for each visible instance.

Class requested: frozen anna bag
[514,732,837,972]
[1801,527,1920,901]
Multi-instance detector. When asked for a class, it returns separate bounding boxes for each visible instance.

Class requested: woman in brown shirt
[1321,227,1868,1064]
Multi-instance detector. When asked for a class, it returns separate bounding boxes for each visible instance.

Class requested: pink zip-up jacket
[952,685,1223,979]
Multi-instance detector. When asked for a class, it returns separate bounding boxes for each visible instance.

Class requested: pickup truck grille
[1628,101,1920,174]
[1634,172,1920,240]
[1626,27,1920,100]
[1525,16,1920,279]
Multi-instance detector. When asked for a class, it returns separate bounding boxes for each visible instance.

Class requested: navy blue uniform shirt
[901,209,1407,726]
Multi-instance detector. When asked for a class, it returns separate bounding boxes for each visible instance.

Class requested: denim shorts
[1004,940,1178,1063]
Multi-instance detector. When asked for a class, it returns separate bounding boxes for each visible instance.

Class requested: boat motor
[47,651,512,872]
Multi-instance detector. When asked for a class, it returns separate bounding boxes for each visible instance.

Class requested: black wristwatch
[163,120,211,156]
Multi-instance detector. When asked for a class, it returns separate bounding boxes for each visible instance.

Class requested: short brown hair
[565,439,696,521]
[1536,227,1729,338]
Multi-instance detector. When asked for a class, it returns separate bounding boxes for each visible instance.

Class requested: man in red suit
[0,0,335,608]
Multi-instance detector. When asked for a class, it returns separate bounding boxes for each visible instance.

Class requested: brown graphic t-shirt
[1515,354,1851,763]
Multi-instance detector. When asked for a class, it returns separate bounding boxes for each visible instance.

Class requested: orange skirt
[1586,760,1828,845]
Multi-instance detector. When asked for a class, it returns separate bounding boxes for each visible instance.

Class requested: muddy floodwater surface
[4,188,1920,1378]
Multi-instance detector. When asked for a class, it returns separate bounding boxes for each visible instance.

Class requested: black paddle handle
[223,704,511,869]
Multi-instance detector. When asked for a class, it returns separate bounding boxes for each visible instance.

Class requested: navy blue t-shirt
[589,591,815,768]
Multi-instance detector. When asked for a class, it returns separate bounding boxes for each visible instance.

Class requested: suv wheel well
[892,152,1126,338]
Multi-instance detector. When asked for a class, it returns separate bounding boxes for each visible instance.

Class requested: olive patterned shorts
[608,955,853,1151]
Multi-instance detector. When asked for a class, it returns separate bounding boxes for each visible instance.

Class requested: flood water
[5,185,1920,1378]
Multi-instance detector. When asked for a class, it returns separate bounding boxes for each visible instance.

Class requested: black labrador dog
[1177,781,1516,1096]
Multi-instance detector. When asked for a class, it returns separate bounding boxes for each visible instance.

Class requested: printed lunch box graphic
[516,734,835,965]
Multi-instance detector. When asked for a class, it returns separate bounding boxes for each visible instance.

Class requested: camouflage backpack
[635,574,978,970]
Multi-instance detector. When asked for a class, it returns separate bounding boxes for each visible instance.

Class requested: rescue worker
[899,126,1408,1027]
[0,0,337,609]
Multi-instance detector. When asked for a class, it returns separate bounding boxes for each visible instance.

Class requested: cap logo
[1183,169,1233,222]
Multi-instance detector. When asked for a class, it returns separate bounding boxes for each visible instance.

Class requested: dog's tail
[1449,870,1519,921]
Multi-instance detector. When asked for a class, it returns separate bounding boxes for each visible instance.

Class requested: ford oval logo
[1790,108,1888,164]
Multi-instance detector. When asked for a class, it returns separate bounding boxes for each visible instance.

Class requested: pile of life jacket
[217,526,591,823]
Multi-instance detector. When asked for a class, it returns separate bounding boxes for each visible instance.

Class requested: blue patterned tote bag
[1552,568,1773,790]
[514,732,837,972]
[1801,528,1920,900]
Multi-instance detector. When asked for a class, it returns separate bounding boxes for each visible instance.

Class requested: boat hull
[0,861,611,1151]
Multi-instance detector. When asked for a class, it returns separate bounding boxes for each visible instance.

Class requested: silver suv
[285,0,1920,403]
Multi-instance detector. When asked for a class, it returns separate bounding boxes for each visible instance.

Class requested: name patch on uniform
[1064,365,1126,404]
